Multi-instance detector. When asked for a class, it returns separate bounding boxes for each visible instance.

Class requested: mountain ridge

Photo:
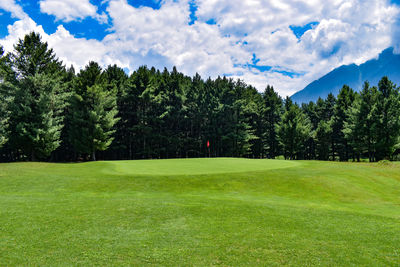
[291,48,400,103]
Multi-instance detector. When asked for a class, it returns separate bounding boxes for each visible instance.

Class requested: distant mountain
[291,47,400,103]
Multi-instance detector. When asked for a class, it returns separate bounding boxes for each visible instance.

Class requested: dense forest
[0,32,400,162]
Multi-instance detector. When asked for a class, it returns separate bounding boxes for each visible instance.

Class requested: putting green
[99,157,299,175]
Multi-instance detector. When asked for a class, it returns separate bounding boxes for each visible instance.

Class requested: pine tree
[9,73,67,160]
[0,46,11,147]
[343,82,378,161]
[183,73,205,157]
[262,85,282,158]
[102,64,128,159]
[243,86,264,158]
[331,85,355,161]
[313,96,334,160]
[374,77,400,160]
[8,33,66,160]
[277,103,311,160]
[10,32,62,78]
[314,120,332,160]
[301,101,318,159]
[69,62,119,161]
[342,92,362,161]
[0,95,8,147]
[360,84,379,162]
[51,65,76,161]
[237,84,260,157]
[203,77,221,157]
[161,66,186,158]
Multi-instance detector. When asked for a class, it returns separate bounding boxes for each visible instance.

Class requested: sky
[0,0,400,96]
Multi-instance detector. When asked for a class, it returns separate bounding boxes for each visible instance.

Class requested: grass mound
[102,157,299,175]
[0,159,399,265]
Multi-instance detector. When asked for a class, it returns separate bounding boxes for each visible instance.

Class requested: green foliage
[314,120,332,160]
[9,73,67,159]
[0,46,11,147]
[277,103,311,159]
[6,33,67,160]
[10,32,62,78]
[373,77,400,160]
[2,31,400,162]
[261,85,282,158]
[331,85,356,161]
[69,62,119,160]
[343,78,400,161]
[0,98,8,147]
[343,82,376,161]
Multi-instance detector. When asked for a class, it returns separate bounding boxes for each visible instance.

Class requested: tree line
[0,32,399,162]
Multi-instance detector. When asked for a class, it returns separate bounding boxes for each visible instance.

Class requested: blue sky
[1,0,399,96]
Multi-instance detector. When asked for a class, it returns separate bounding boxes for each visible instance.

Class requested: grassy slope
[0,159,399,266]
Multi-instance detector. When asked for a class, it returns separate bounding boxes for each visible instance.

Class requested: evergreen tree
[323,93,337,160]
[51,65,76,161]
[125,66,162,159]
[343,82,378,161]
[215,78,256,157]
[314,120,332,160]
[69,62,119,160]
[343,92,363,161]
[331,85,355,161]
[313,96,334,160]
[8,33,66,160]
[374,77,400,160]
[161,66,186,158]
[262,85,282,158]
[302,101,318,159]
[9,73,67,160]
[10,32,63,78]
[102,64,128,159]
[277,103,311,160]
[183,73,205,157]
[244,86,264,158]
[238,84,260,157]
[0,95,8,147]
[360,84,379,162]
[203,77,221,157]
[0,46,12,147]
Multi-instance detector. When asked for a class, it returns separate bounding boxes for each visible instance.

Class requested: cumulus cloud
[0,0,27,19]
[104,0,249,79]
[0,17,45,52]
[39,0,108,23]
[192,0,400,95]
[1,0,399,96]
[0,17,111,72]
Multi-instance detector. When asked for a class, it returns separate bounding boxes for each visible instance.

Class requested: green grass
[0,158,399,266]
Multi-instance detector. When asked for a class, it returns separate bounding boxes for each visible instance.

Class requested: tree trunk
[31,150,36,162]
[129,141,132,160]
[92,151,96,161]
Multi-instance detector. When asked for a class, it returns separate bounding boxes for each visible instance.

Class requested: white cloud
[0,18,111,72]
[1,0,400,97]
[0,0,27,19]
[104,0,250,79]
[39,0,108,23]
[0,17,45,52]
[193,0,399,95]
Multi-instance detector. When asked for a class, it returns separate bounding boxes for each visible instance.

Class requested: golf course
[0,158,399,265]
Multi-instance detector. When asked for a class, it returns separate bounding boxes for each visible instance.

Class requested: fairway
[1,158,400,265]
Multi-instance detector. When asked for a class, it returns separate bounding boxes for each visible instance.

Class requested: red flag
[207,140,210,148]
